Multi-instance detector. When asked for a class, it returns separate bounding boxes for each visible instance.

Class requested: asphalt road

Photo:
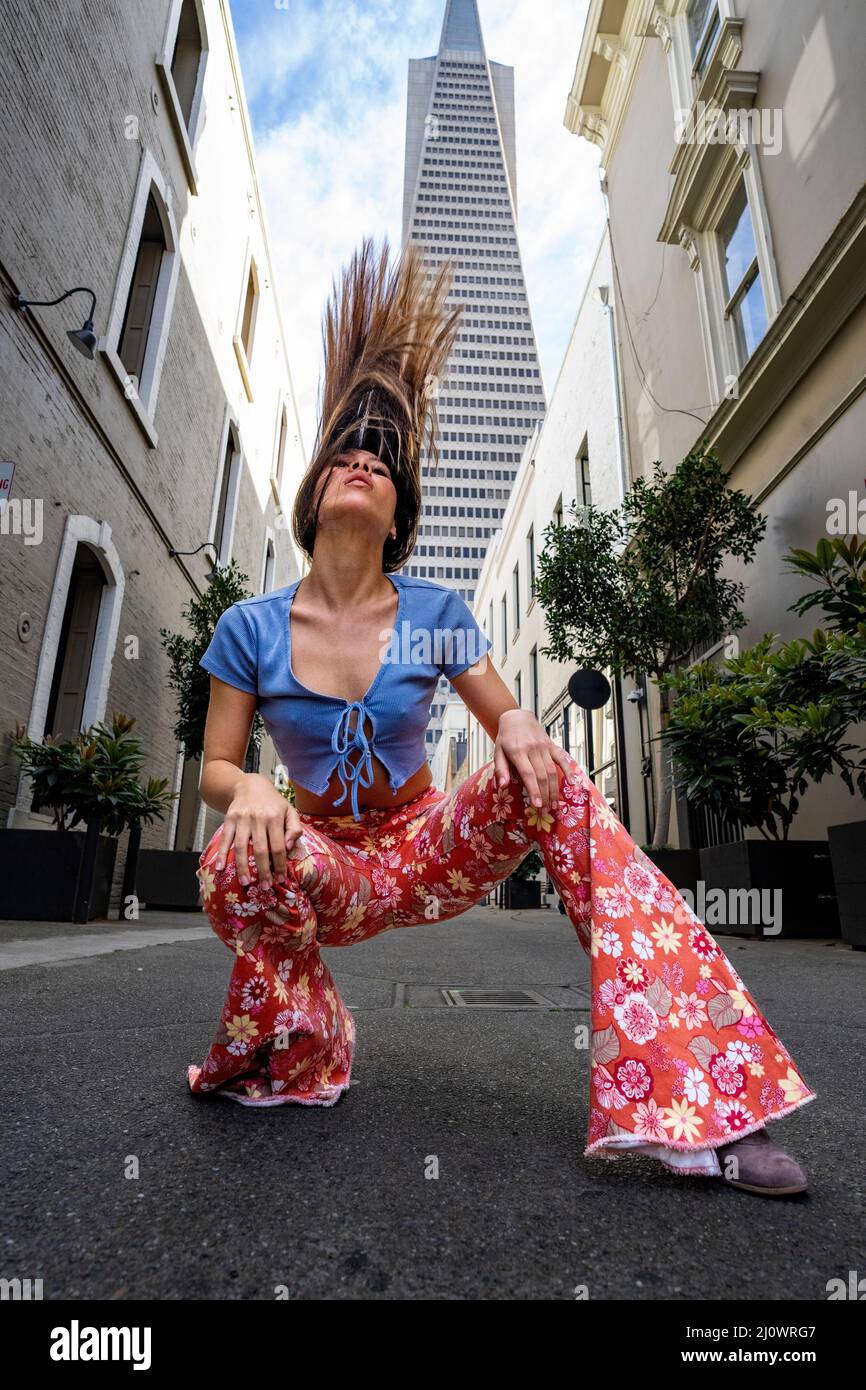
[0,905,861,1301]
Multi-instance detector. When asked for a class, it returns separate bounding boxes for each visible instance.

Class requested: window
[553,496,564,528]
[515,671,522,707]
[577,448,592,507]
[261,534,276,594]
[512,564,520,634]
[658,9,782,407]
[527,526,536,602]
[717,178,768,366]
[234,255,260,401]
[241,262,258,361]
[44,545,106,740]
[654,0,738,132]
[212,421,242,566]
[156,0,208,192]
[170,0,204,128]
[101,150,180,446]
[529,646,539,719]
[686,0,721,80]
[500,595,508,664]
[274,405,288,489]
[117,195,165,389]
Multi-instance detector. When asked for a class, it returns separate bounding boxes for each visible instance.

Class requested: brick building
[0,0,306,890]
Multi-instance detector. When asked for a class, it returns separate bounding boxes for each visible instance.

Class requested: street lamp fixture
[14,285,98,359]
[167,539,221,582]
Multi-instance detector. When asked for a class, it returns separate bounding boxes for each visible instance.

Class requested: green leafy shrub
[535,445,766,844]
[160,560,263,761]
[11,713,175,835]
[660,536,866,841]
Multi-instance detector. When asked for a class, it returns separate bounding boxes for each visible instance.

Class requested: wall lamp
[168,539,220,582]
[14,285,98,358]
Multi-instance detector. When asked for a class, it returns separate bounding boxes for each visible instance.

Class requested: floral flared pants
[187,753,817,1178]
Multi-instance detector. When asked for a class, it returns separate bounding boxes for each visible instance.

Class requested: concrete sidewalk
[0,904,861,1300]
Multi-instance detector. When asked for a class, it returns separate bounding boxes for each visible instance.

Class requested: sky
[227,0,604,460]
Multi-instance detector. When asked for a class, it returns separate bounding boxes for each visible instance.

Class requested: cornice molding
[594,33,630,73]
[563,0,657,161]
[659,122,753,244]
[651,6,673,52]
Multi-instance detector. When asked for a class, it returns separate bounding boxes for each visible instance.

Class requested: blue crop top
[200,573,493,820]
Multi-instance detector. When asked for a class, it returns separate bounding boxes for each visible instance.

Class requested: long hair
[292,235,463,572]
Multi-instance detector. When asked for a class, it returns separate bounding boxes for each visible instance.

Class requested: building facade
[0,0,306,884]
[563,0,866,843]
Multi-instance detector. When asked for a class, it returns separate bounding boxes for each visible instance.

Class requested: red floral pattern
[187,754,816,1175]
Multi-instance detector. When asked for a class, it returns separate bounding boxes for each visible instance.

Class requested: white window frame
[526,526,536,606]
[703,168,776,382]
[689,153,782,401]
[233,243,260,403]
[655,0,782,405]
[155,0,209,194]
[100,148,180,448]
[269,393,292,510]
[684,0,723,83]
[260,526,276,593]
[653,0,739,118]
[208,410,243,568]
[8,515,125,827]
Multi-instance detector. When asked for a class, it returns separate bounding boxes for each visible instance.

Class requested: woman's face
[315,448,398,542]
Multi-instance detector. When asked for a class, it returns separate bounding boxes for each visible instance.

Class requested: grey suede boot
[716,1126,808,1196]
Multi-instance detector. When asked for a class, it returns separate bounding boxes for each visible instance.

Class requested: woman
[188,237,815,1197]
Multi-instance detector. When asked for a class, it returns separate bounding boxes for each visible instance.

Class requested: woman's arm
[449,657,574,813]
[200,675,303,888]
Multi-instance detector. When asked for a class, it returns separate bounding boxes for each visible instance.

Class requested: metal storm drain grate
[441,988,556,1009]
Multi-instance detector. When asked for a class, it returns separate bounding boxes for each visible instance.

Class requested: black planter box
[504,877,542,910]
[828,820,866,950]
[136,849,203,910]
[698,839,839,939]
[0,829,116,921]
[643,848,701,899]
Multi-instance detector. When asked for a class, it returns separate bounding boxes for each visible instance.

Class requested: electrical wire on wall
[607,219,725,430]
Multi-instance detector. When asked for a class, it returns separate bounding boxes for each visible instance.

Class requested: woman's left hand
[493,708,574,812]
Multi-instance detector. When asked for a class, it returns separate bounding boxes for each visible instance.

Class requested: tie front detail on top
[330,700,375,819]
[199,573,494,819]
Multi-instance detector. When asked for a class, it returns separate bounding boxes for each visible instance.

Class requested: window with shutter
[117,195,165,387]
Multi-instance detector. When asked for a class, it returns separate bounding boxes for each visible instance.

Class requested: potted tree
[660,622,865,938]
[502,849,543,910]
[535,445,766,868]
[141,562,264,909]
[3,715,174,922]
[785,537,866,948]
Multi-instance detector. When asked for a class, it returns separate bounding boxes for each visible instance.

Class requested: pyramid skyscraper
[402,0,547,767]
[401,0,546,605]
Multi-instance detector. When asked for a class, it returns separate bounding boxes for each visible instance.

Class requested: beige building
[563,0,866,843]
[0,0,306,885]
[470,227,657,839]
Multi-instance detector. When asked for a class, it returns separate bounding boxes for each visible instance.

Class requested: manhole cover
[441,988,555,1008]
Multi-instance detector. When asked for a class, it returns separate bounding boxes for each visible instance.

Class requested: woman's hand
[213,772,302,889]
[493,708,574,812]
